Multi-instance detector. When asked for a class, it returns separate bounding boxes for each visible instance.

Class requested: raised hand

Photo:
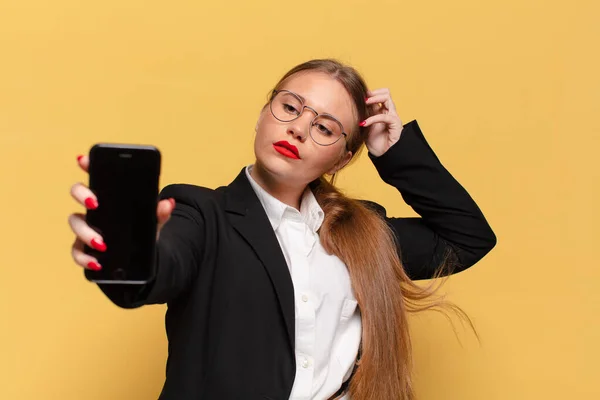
[361,88,404,157]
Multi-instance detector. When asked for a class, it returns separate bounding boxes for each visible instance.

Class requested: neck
[250,162,306,210]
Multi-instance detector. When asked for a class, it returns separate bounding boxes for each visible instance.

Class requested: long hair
[270,59,470,400]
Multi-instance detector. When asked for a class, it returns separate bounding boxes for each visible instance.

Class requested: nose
[286,109,314,143]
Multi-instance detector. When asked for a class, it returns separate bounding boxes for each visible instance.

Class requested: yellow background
[1,0,598,398]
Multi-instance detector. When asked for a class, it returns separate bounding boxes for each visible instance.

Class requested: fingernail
[87,261,102,271]
[84,197,98,210]
[90,238,107,252]
[365,97,369,102]
[77,155,83,162]
[359,121,366,127]
[168,198,176,208]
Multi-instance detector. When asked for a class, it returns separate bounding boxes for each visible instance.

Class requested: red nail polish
[90,238,107,252]
[87,261,102,271]
[365,97,369,102]
[84,197,98,210]
[359,121,366,127]
[77,155,83,162]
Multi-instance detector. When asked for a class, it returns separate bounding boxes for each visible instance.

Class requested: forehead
[279,71,357,127]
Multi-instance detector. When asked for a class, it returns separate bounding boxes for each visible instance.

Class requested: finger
[361,113,402,128]
[70,182,98,210]
[157,198,176,233]
[72,238,102,271]
[366,93,397,115]
[76,155,90,173]
[68,213,107,253]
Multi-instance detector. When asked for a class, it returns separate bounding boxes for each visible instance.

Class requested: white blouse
[246,166,360,400]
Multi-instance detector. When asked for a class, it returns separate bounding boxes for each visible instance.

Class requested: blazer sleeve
[97,184,207,308]
[366,120,497,281]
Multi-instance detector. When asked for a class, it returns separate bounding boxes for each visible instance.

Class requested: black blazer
[98,121,496,400]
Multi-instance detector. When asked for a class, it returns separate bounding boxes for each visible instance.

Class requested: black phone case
[84,143,161,284]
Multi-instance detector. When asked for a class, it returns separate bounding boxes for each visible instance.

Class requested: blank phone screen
[85,144,161,284]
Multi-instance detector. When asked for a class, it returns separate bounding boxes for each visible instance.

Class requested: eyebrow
[290,90,343,121]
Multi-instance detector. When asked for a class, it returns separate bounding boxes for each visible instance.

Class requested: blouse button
[301,294,309,302]
[301,358,309,368]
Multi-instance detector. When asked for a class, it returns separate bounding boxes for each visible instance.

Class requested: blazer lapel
[223,168,295,353]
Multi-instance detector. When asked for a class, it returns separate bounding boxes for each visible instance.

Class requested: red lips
[273,141,300,159]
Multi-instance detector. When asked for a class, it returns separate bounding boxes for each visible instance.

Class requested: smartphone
[84,143,161,284]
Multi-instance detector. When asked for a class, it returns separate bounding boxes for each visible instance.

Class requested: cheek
[256,112,278,140]
[254,114,282,159]
[309,146,344,171]
[254,120,270,146]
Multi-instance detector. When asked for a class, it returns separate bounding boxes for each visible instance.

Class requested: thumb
[156,198,175,238]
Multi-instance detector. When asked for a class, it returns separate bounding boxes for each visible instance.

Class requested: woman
[69,59,496,400]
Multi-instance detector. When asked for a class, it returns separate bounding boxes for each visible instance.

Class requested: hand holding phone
[68,144,174,284]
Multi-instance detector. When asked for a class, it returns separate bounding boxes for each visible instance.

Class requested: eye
[315,123,334,136]
[283,103,300,115]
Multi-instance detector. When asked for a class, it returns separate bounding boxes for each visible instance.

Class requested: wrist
[367,127,404,157]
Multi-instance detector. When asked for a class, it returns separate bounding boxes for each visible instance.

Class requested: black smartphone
[84,144,161,284]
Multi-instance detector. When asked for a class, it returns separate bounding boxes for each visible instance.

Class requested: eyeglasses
[269,89,348,146]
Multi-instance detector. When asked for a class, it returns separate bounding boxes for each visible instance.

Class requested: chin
[256,153,294,177]
[256,153,314,187]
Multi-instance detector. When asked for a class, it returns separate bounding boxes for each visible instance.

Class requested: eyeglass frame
[269,89,349,147]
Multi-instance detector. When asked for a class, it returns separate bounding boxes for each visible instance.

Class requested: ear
[327,150,353,175]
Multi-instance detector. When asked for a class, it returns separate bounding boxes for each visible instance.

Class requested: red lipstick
[273,141,300,159]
